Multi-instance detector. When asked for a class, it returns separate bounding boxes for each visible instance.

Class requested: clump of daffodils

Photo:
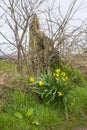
[61,72,68,81]
[53,68,68,82]
[28,67,73,118]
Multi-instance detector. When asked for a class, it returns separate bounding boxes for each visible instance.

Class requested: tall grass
[0,90,64,130]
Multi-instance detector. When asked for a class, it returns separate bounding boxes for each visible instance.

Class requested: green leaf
[26,108,33,117]
[32,120,40,126]
[15,112,23,119]
[45,89,53,97]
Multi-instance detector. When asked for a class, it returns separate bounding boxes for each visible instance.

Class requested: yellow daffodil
[55,73,59,77]
[62,76,68,81]
[65,76,68,81]
[55,69,61,73]
[38,81,44,86]
[58,92,63,96]
[62,78,66,81]
[29,77,35,83]
[61,72,66,77]
[55,78,59,81]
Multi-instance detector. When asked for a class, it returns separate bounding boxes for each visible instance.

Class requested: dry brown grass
[72,51,87,77]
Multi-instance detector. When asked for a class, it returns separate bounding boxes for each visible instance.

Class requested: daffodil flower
[29,77,35,83]
[38,81,44,86]
[58,92,63,96]
[55,78,59,81]
[55,73,59,77]
[55,69,61,73]
[62,78,66,81]
[65,76,68,81]
[62,76,68,81]
[61,72,66,77]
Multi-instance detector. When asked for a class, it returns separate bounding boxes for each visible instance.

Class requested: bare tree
[0,0,46,72]
[41,0,87,68]
[0,0,87,75]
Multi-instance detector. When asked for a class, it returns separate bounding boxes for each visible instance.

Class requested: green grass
[0,87,87,130]
[68,87,87,117]
[0,60,87,130]
[0,59,16,72]
[0,90,64,130]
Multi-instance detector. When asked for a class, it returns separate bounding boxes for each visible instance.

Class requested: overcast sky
[0,0,87,54]
[0,0,87,41]
[50,0,87,22]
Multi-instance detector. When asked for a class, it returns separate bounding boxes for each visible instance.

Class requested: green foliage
[61,65,86,87]
[0,90,63,130]
[29,68,75,119]
[68,87,87,114]
[0,112,32,130]
[1,81,87,130]
[64,87,87,128]
[1,59,87,130]
[31,69,73,104]
[26,108,33,117]
[3,90,37,114]
[1,90,39,129]
[0,59,16,73]
[51,60,86,87]
[50,55,62,69]
[15,111,23,119]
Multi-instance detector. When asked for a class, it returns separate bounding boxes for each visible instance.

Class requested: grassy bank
[0,60,87,130]
[0,87,87,130]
